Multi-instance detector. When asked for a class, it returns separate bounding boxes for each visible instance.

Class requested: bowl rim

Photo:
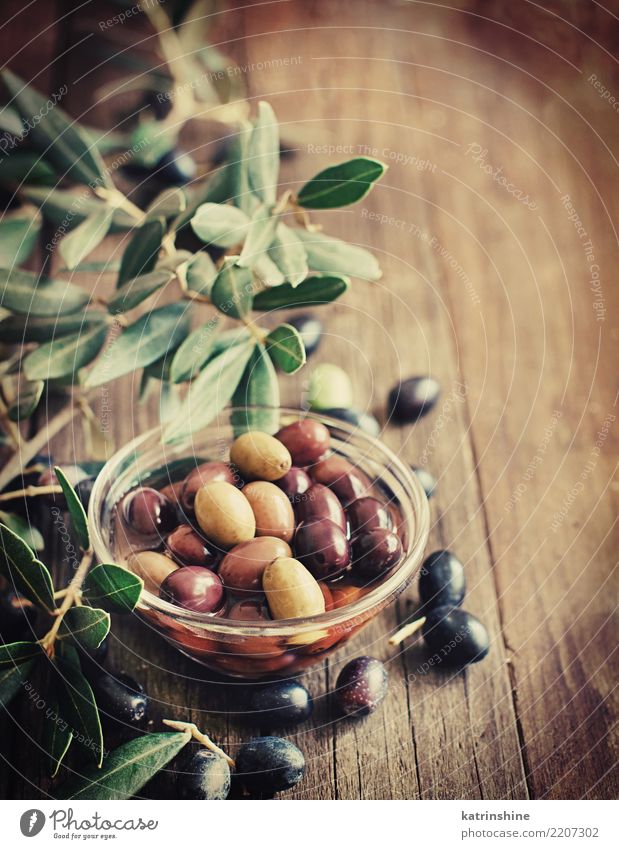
[88,406,430,637]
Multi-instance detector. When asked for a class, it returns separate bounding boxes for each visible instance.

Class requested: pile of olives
[118,421,405,623]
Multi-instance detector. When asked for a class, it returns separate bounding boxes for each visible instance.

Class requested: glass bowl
[88,407,430,679]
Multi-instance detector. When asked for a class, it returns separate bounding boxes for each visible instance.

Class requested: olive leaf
[2,70,112,188]
[210,257,253,319]
[84,302,190,388]
[297,157,387,209]
[54,644,103,766]
[107,270,172,314]
[0,522,55,611]
[55,731,191,800]
[253,253,284,288]
[231,344,280,434]
[0,312,107,344]
[146,187,187,220]
[130,121,179,167]
[23,323,108,381]
[0,152,56,187]
[7,379,44,422]
[237,204,279,269]
[42,698,73,778]
[0,658,36,708]
[82,563,143,614]
[294,228,382,281]
[170,316,219,383]
[190,202,251,247]
[173,163,235,231]
[229,124,259,216]
[248,101,279,205]
[184,251,217,296]
[253,273,349,311]
[58,207,114,271]
[268,223,308,287]
[0,268,90,316]
[265,324,306,374]
[0,209,42,266]
[60,260,121,274]
[54,466,89,550]
[164,341,255,441]
[0,511,44,551]
[23,187,134,232]
[159,381,183,425]
[58,607,111,650]
[0,641,42,668]
[0,103,23,134]
[117,218,166,286]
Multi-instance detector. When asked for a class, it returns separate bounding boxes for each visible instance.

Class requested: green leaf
[54,466,89,549]
[107,270,171,314]
[58,207,114,270]
[253,273,349,311]
[56,731,191,800]
[191,202,250,247]
[158,381,182,424]
[0,104,23,134]
[58,607,110,650]
[0,522,55,611]
[146,187,187,220]
[0,152,56,186]
[84,302,190,388]
[170,316,219,383]
[0,641,42,668]
[0,210,42,265]
[210,258,252,319]
[268,223,308,287]
[265,323,306,374]
[60,260,121,274]
[83,563,143,614]
[117,218,166,286]
[0,658,36,708]
[0,311,107,343]
[183,251,217,296]
[130,121,179,167]
[229,124,259,216]
[23,187,134,232]
[297,157,387,209]
[23,323,108,381]
[295,229,382,281]
[173,164,235,231]
[237,204,278,269]
[253,253,284,287]
[7,380,44,421]
[42,698,73,777]
[54,644,103,766]
[0,511,44,551]
[164,341,255,441]
[0,268,90,316]
[2,69,111,187]
[248,101,279,205]
[231,344,280,434]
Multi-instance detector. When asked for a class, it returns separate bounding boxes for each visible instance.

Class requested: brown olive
[126,550,178,594]
[319,582,334,612]
[346,497,392,536]
[351,528,403,579]
[295,483,346,532]
[160,566,225,614]
[330,582,367,609]
[121,487,178,536]
[194,481,256,549]
[275,420,330,466]
[229,431,292,481]
[166,524,219,568]
[275,467,312,502]
[227,597,271,622]
[181,462,238,511]
[294,518,351,581]
[310,455,371,506]
[219,537,292,594]
[242,481,295,543]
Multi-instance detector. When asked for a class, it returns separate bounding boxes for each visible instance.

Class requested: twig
[40,549,93,656]
[162,719,235,767]
[388,616,427,647]
[0,484,62,502]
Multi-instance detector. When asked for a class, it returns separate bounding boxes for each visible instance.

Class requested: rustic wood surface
[0,0,617,800]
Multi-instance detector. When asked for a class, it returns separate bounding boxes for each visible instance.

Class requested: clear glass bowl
[88,407,430,679]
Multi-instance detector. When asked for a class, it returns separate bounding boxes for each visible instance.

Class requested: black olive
[418,550,465,610]
[177,747,231,799]
[235,736,305,795]
[322,407,381,437]
[155,149,197,185]
[78,635,109,679]
[387,376,441,423]
[288,314,323,358]
[335,656,388,716]
[1,453,53,515]
[411,466,437,499]
[422,607,490,666]
[0,591,38,642]
[247,680,313,727]
[74,476,96,511]
[91,671,149,727]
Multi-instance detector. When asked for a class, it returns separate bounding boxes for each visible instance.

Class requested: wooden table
[1,0,617,800]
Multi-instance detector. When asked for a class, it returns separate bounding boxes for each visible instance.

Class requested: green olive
[229,431,292,481]
[126,551,178,595]
[307,364,354,411]
[194,480,256,549]
[263,557,326,619]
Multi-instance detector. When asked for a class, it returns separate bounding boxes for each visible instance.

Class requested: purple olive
[294,518,350,580]
[166,524,220,568]
[296,483,346,532]
[121,487,177,536]
[335,656,388,716]
[181,462,238,511]
[352,528,402,579]
[160,566,224,614]
[311,455,371,506]
[275,467,312,503]
[275,420,331,466]
[346,497,392,536]
[387,376,441,423]
[227,597,271,622]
